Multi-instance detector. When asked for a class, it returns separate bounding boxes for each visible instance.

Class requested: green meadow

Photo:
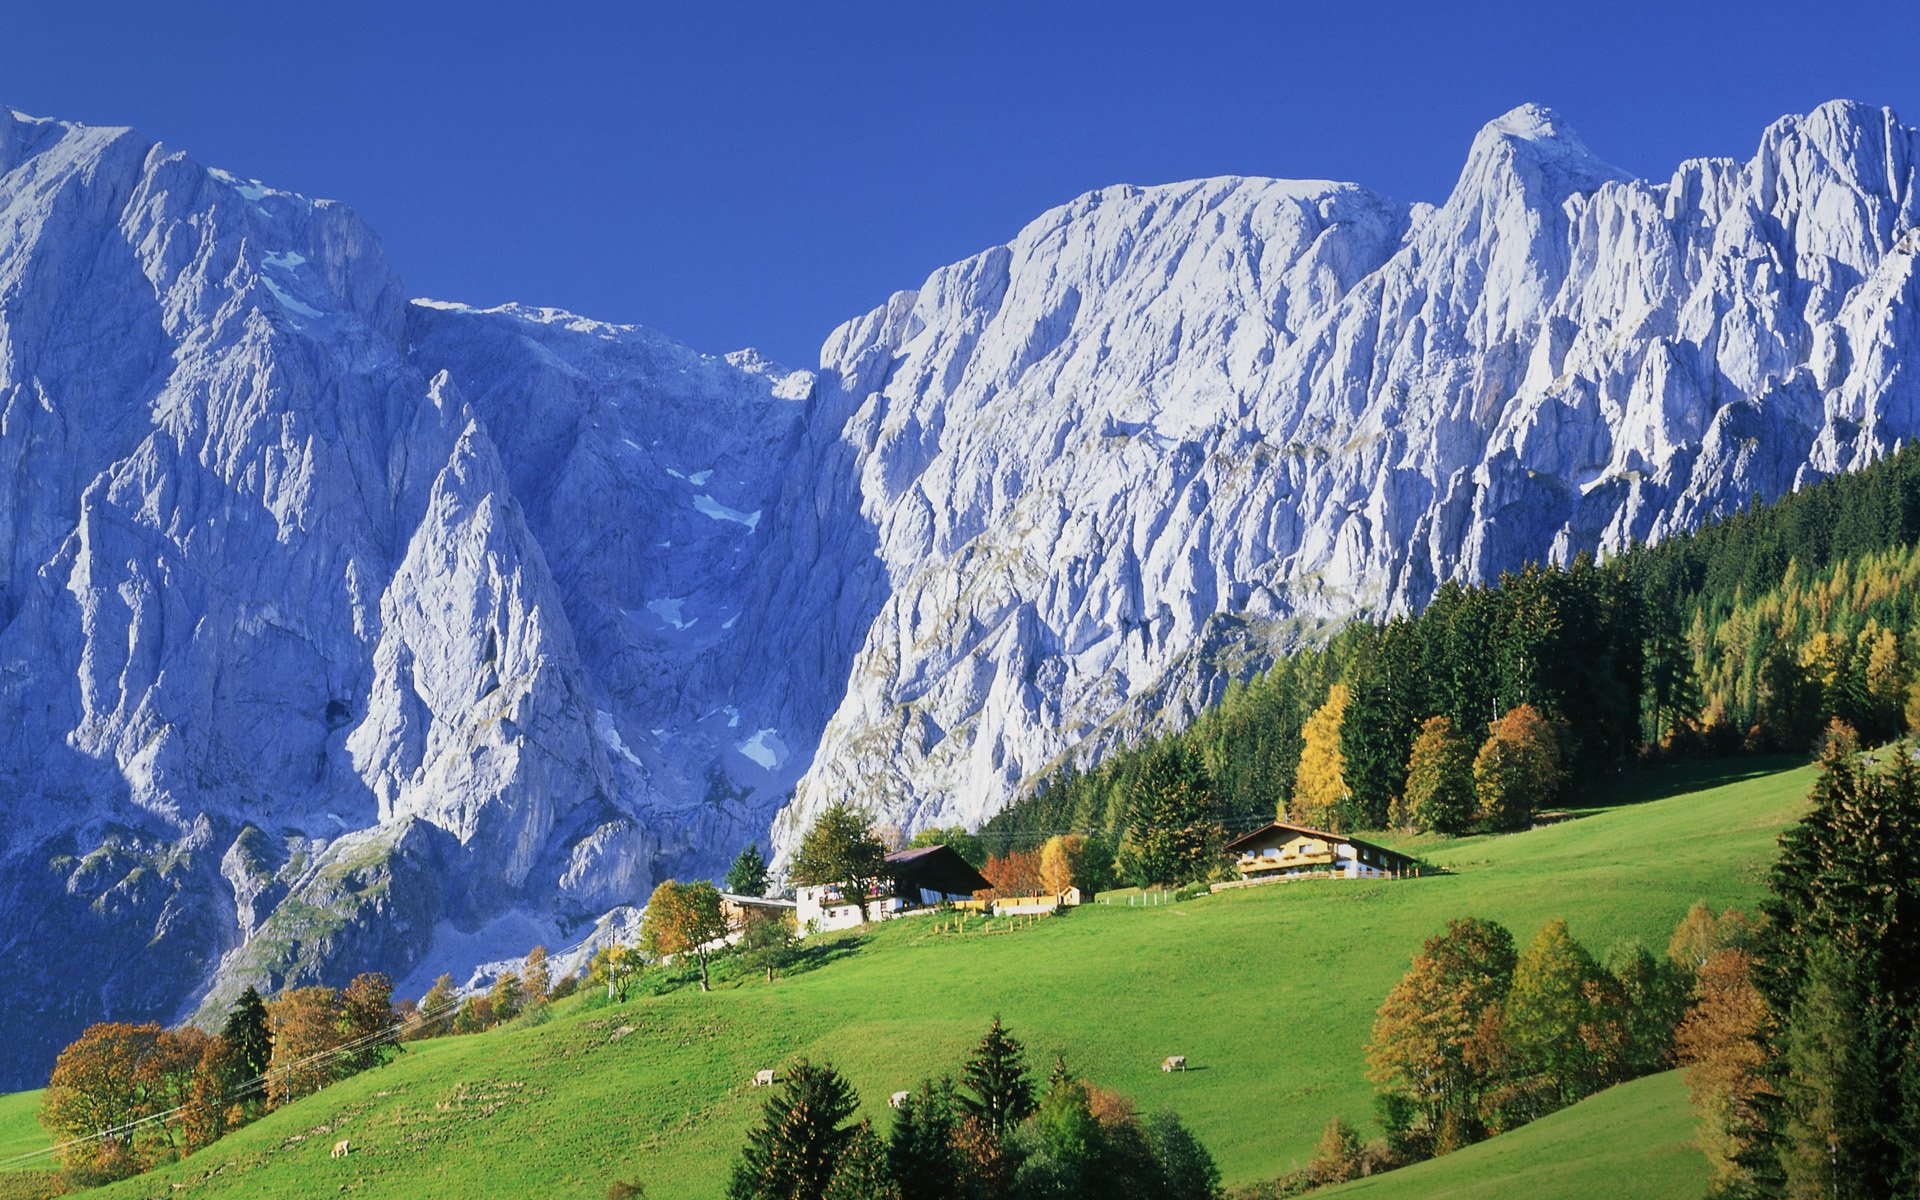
[1323,1070,1707,1200]
[0,759,1808,1199]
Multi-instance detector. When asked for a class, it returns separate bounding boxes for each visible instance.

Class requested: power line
[2,990,472,1170]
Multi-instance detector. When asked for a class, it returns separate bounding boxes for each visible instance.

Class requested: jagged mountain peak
[5,99,1920,1089]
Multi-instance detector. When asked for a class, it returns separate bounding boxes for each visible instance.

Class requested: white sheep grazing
[752,1069,776,1087]
[1161,1055,1187,1072]
[889,1090,911,1108]
[331,1138,351,1159]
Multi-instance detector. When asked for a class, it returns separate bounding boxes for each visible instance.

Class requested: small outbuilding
[1223,822,1418,881]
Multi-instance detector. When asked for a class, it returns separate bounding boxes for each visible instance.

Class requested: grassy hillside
[1323,1070,1706,1200]
[53,760,1807,1200]
[0,1091,46,1170]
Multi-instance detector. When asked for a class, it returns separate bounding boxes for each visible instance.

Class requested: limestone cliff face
[775,100,1920,853]
[1,100,1916,1086]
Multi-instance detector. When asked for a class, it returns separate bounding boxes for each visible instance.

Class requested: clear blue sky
[8,1,1918,366]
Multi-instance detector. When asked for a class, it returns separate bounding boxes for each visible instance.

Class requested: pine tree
[727,1060,859,1200]
[727,842,773,898]
[959,1016,1036,1141]
[1117,743,1221,887]
[887,1078,965,1200]
[823,1120,899,1200]
[219,986,273,1106]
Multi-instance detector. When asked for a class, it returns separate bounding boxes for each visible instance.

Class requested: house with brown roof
[794,844,992,935]
[1223,822,1419,881]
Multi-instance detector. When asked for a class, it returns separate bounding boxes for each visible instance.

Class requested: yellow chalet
[1223,822,1419,881]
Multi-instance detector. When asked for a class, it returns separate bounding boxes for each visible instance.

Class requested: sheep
[1161,1055,1187,1072]
[331,1138,351,1159]
[889,1090,911,1108]
[752,1069,776,1087]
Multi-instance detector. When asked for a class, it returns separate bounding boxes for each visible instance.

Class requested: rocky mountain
[0,99,1914,1086]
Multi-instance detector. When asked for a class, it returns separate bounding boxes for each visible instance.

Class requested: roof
[1222,821,1419,864]
[885,844,992,896]
[719,893,797,909]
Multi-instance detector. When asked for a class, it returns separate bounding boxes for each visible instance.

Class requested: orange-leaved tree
[266,986,342,1106]
[641,879,730,992]
[1470,704,1564,831]
[1365,917,1517,1158]
[40,1021,163,1175]
[1038,834,1086,896]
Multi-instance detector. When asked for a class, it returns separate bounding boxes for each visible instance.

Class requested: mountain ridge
[0,99,1914,1087]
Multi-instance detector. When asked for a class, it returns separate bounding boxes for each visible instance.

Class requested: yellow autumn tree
[1291,684,1349,830]
[1038,834,1086,896]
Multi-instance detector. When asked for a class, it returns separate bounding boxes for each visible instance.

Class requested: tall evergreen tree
[728,1060,860,1200]
[1117,743,1221,886]
[959,1017,1036,1142]
[219,986,272,1105]
[727,842,773,897]
[887,1078,965,1200]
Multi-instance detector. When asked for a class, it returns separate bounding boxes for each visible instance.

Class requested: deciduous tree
[411,974,458,1040]
[523,946,552,1006]
[1365,918,1517,1157]
[642,879,731,992]
[266,987,342,1106]
[1038,834,1087,896]
[41,1022,162,1169]
[1290,684,1349,829]
[1399,715,1475,834]
[1503,920,1623,1115]
[1674,948,1775,1193]
[1470,704,1563,832]
[339,973,398,1074]
[792,805,890,922]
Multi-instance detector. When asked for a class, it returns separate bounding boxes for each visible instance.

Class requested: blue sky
[7,1,1918,366]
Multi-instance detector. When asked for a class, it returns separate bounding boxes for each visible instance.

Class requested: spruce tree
[887,1078,964,1200]
[219,985,273,1105]
[728,1060,860,1200]
[727,842,773,898]
[823,1120,899,1200]
[959,1016,1035,1141]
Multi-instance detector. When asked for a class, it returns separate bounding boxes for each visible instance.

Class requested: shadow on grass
[781,933,870,977]
[1568,754,1807,811]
